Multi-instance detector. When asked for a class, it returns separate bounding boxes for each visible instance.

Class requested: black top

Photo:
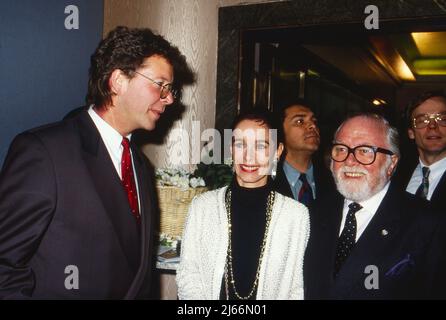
[220,177,271,300]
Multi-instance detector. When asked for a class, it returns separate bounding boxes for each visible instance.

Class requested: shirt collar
[419,156,446,179]
[88,105,131,148]
[283,160,314,187]
[345,181,390,216]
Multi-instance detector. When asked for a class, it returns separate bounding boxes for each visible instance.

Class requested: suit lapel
[273,162,294,199]
[430,170,446,208]
[308,192,344,297]
[76,112,140,272]
[333,185,401,296]
[313,163,324,200]
[313,161,335,200]
[325,194,344,275]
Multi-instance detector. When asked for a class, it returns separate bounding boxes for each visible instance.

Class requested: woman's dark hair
[231,107,284,144]
[86,26,192,108]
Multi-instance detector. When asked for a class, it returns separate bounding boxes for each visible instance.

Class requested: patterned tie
[121,137,140,221]
[334,202,362,277]
[415,167,430,200]
[298,173,314,207]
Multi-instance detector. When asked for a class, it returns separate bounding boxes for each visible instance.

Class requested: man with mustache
[304,113,446,299]
[400,91,446,211]
[274,99,334,209]
[0,26,188,299]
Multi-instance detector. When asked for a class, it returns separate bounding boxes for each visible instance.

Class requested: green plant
[193,151,233,190]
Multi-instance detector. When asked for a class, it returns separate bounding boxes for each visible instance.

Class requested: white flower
[159,232,182,247]
[190,177,197,188]
[156,167,207,189]
[192,177,205,187]
[170,175,179,184]
[178,177,189,190]
[190,177,202,188]
[224,157,233,166]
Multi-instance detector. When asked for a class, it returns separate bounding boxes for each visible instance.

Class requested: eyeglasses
[331,143,394,165]
[412,113,446,129]
[133,71,177,99]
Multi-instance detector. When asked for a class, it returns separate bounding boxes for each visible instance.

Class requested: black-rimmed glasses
[331,143,394,165]
[133,71,177,99]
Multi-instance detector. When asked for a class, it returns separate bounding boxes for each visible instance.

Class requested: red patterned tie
[121,137,140,221]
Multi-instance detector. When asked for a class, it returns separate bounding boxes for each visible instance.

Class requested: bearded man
[304,113,446,300]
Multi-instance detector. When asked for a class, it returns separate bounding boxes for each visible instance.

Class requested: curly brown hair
[86,26,192,108]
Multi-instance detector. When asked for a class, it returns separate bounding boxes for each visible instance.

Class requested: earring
[271,157,278,180]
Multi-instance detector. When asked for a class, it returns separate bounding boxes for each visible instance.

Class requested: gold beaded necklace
[224,188,275,300]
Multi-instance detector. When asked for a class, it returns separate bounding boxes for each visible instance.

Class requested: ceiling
[243,22,446,109]
[301,31,446,90]
[284,31,446,106]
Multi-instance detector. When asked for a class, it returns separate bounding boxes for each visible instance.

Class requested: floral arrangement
[156,151,233,191]
[159,232,180,248]
[155,168,205,190]
[155,152,233,246]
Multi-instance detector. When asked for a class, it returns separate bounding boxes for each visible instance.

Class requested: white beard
[331,160,391,202]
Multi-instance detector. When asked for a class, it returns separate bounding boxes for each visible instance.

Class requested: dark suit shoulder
[14,111,94,160]
[382,185,442,244]
[312,189,343,213]
[430,170,446,211]
[393,186,436,218]
[25,113,81,142]
[272,162,293,199]
[313,161,336,200]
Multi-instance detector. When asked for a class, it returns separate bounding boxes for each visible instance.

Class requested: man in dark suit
[273,99,334,208]
[398,91,446,211]
[0,26,187,299]
[305,113,446,299]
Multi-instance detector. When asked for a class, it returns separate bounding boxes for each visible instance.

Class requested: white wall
[103,0,284,169]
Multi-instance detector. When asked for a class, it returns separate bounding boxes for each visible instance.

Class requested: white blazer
[176,186,310,300]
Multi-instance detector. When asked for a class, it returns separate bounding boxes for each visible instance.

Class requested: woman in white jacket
[176,109,310,300]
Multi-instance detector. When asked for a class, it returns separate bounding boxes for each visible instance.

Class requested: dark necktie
[334,202,362,277]
[415,166,430,200]
[298,173,314,207]
[121,137,140,221]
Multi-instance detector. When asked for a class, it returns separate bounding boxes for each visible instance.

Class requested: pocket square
[385,254,415,277]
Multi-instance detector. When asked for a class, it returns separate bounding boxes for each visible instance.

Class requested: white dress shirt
[88,106,141,208]
[339,182,390,241]
[406,157,446,201]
